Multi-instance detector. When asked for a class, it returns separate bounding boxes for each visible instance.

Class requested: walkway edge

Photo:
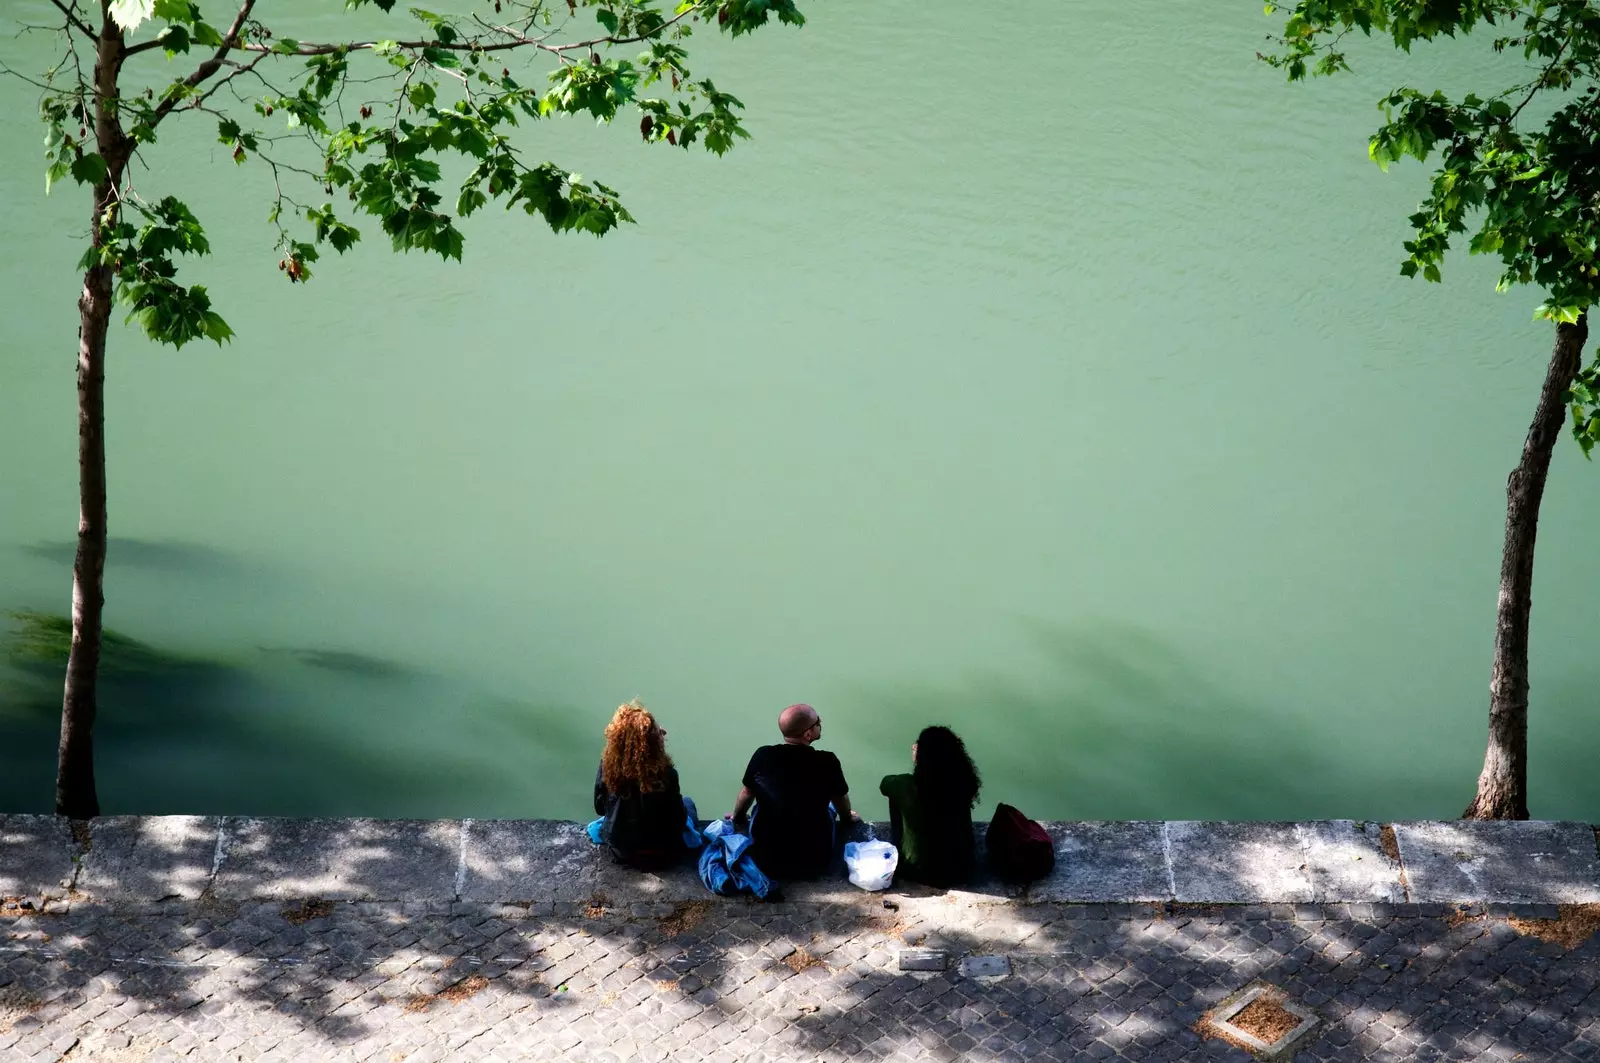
[3,815,1598,907]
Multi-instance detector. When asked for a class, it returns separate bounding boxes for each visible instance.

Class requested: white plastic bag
[843,840,898,891]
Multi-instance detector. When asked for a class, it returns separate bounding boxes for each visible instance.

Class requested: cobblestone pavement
[1,896,1597,1062]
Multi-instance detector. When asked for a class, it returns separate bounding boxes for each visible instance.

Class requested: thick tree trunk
[1463,313,1590,820]
[55,12,126,819]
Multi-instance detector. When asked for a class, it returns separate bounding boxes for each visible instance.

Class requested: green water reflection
[1,0,1597,820]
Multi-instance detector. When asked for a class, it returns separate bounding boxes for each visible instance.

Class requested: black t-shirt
[742,743,848,878]
[593,763,686,868]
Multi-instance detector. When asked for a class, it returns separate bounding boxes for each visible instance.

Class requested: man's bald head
[778,703,819,742]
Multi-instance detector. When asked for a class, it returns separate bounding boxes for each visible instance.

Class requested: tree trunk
[1464,313,1590,820]
[55,11,126,819]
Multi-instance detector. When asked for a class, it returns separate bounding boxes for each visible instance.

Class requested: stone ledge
[2,814,1595,906]
[1392,820,1600,904]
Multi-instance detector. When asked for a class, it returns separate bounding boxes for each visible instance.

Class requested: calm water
[1,1,1595,822]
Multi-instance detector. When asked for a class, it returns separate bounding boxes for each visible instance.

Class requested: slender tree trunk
[1464,313,1590,820]
[55,11,126,819]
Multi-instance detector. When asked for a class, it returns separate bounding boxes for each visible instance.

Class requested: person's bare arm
[833,792,860,822]
[731,786,754,827]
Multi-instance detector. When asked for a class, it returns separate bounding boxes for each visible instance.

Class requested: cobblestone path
[1,897,1597,1062]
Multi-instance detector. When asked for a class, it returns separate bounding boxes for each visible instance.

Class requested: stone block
[591,859,706,906]
[0,814,78,899]
[1029,821,1171,902]
[1167,821,1313,903]
[1391,820,1600,904]
[897,949,948,972]
[458,819,602,903]
[76,816,220,901]
[210,817,460,901]
[959,955,1011,979]
[1298,821,1406,903]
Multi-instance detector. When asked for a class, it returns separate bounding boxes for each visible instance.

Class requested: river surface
[1,1,1596,823]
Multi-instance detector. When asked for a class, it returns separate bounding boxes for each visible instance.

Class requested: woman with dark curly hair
[592,700,696,869]
[879,726,982,886]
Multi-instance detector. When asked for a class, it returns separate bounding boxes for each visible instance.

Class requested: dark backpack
[985,803,1055,882]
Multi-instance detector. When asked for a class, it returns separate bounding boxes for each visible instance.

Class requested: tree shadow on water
[0,611,588,818]
[844,619,1377,822]
[19,538,244,577]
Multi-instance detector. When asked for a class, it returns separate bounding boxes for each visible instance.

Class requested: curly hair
[600,700,673,795]
[913,725,982,813]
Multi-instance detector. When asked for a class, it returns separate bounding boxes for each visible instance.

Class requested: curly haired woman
[879,725,982,887]
[592,700,697,869]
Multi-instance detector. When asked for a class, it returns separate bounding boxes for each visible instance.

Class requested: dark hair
[913,726,981,811]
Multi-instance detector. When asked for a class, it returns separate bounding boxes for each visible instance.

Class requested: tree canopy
[1264,0,1599,449]
[25,0,800,348]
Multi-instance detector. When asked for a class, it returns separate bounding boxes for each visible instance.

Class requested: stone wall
[3,816,1598,908]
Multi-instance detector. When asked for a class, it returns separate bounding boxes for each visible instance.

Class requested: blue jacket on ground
[697,819,773,899]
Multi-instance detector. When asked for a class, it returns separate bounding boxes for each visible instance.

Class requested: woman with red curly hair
[592,700,697,869]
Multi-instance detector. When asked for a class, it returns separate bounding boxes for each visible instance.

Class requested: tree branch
[1508,30,1573,125]
[189,50,272,111]
[237,3,702,60]
[47,0,95,40]
[147,0,256,128]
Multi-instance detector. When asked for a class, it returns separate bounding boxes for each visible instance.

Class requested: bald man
[730,703,856,879]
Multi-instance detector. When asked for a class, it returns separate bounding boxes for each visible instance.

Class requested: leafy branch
[21,0,802,349]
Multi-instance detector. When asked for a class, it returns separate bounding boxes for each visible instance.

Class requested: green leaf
[436,225,464,261]
[45,158,70,195]
[108,0,155,32]
[157,23,192,55]
[70,153,108,187]
[202,311,234,344]
[152,0,196,20]
[457,187,487,216]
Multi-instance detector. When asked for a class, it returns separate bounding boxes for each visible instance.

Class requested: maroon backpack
[985,803,1055,882]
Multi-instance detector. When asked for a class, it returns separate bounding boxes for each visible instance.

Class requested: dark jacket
[881,772,976,887]
[593,763,688,869]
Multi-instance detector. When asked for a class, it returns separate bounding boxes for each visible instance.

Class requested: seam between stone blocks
[454,818,473,900]
[1291,823,1318,903]
[206,817,231,896]
[1386,822,1413,903]
[1159,821,1177,901]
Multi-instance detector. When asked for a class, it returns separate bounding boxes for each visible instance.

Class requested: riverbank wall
[4,816,1599,909]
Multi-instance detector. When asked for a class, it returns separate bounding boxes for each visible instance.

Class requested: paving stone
[898,950,948,972]
[0,813,78,899]
[212,818,461,901]
[1167,821,1315,903]
[1299,821,1407,903]
[1392,821,1600,904]
[76,816,220,901]
[458,820,603,903]
[960,955,1012,979]
[4,818,1600,1061]
[1030,822,1171,902]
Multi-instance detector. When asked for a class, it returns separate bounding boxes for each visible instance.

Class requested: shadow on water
[254,646,420,680]
[844,618,1385,822]
[20,538,242,576]
[0,612,591,818]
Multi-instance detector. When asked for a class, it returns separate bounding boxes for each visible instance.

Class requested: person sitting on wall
[879,725,982,887]
[591,700,699,869]
[730,702,857,880]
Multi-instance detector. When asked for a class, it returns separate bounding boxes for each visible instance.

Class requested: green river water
[1,1,1596,823]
